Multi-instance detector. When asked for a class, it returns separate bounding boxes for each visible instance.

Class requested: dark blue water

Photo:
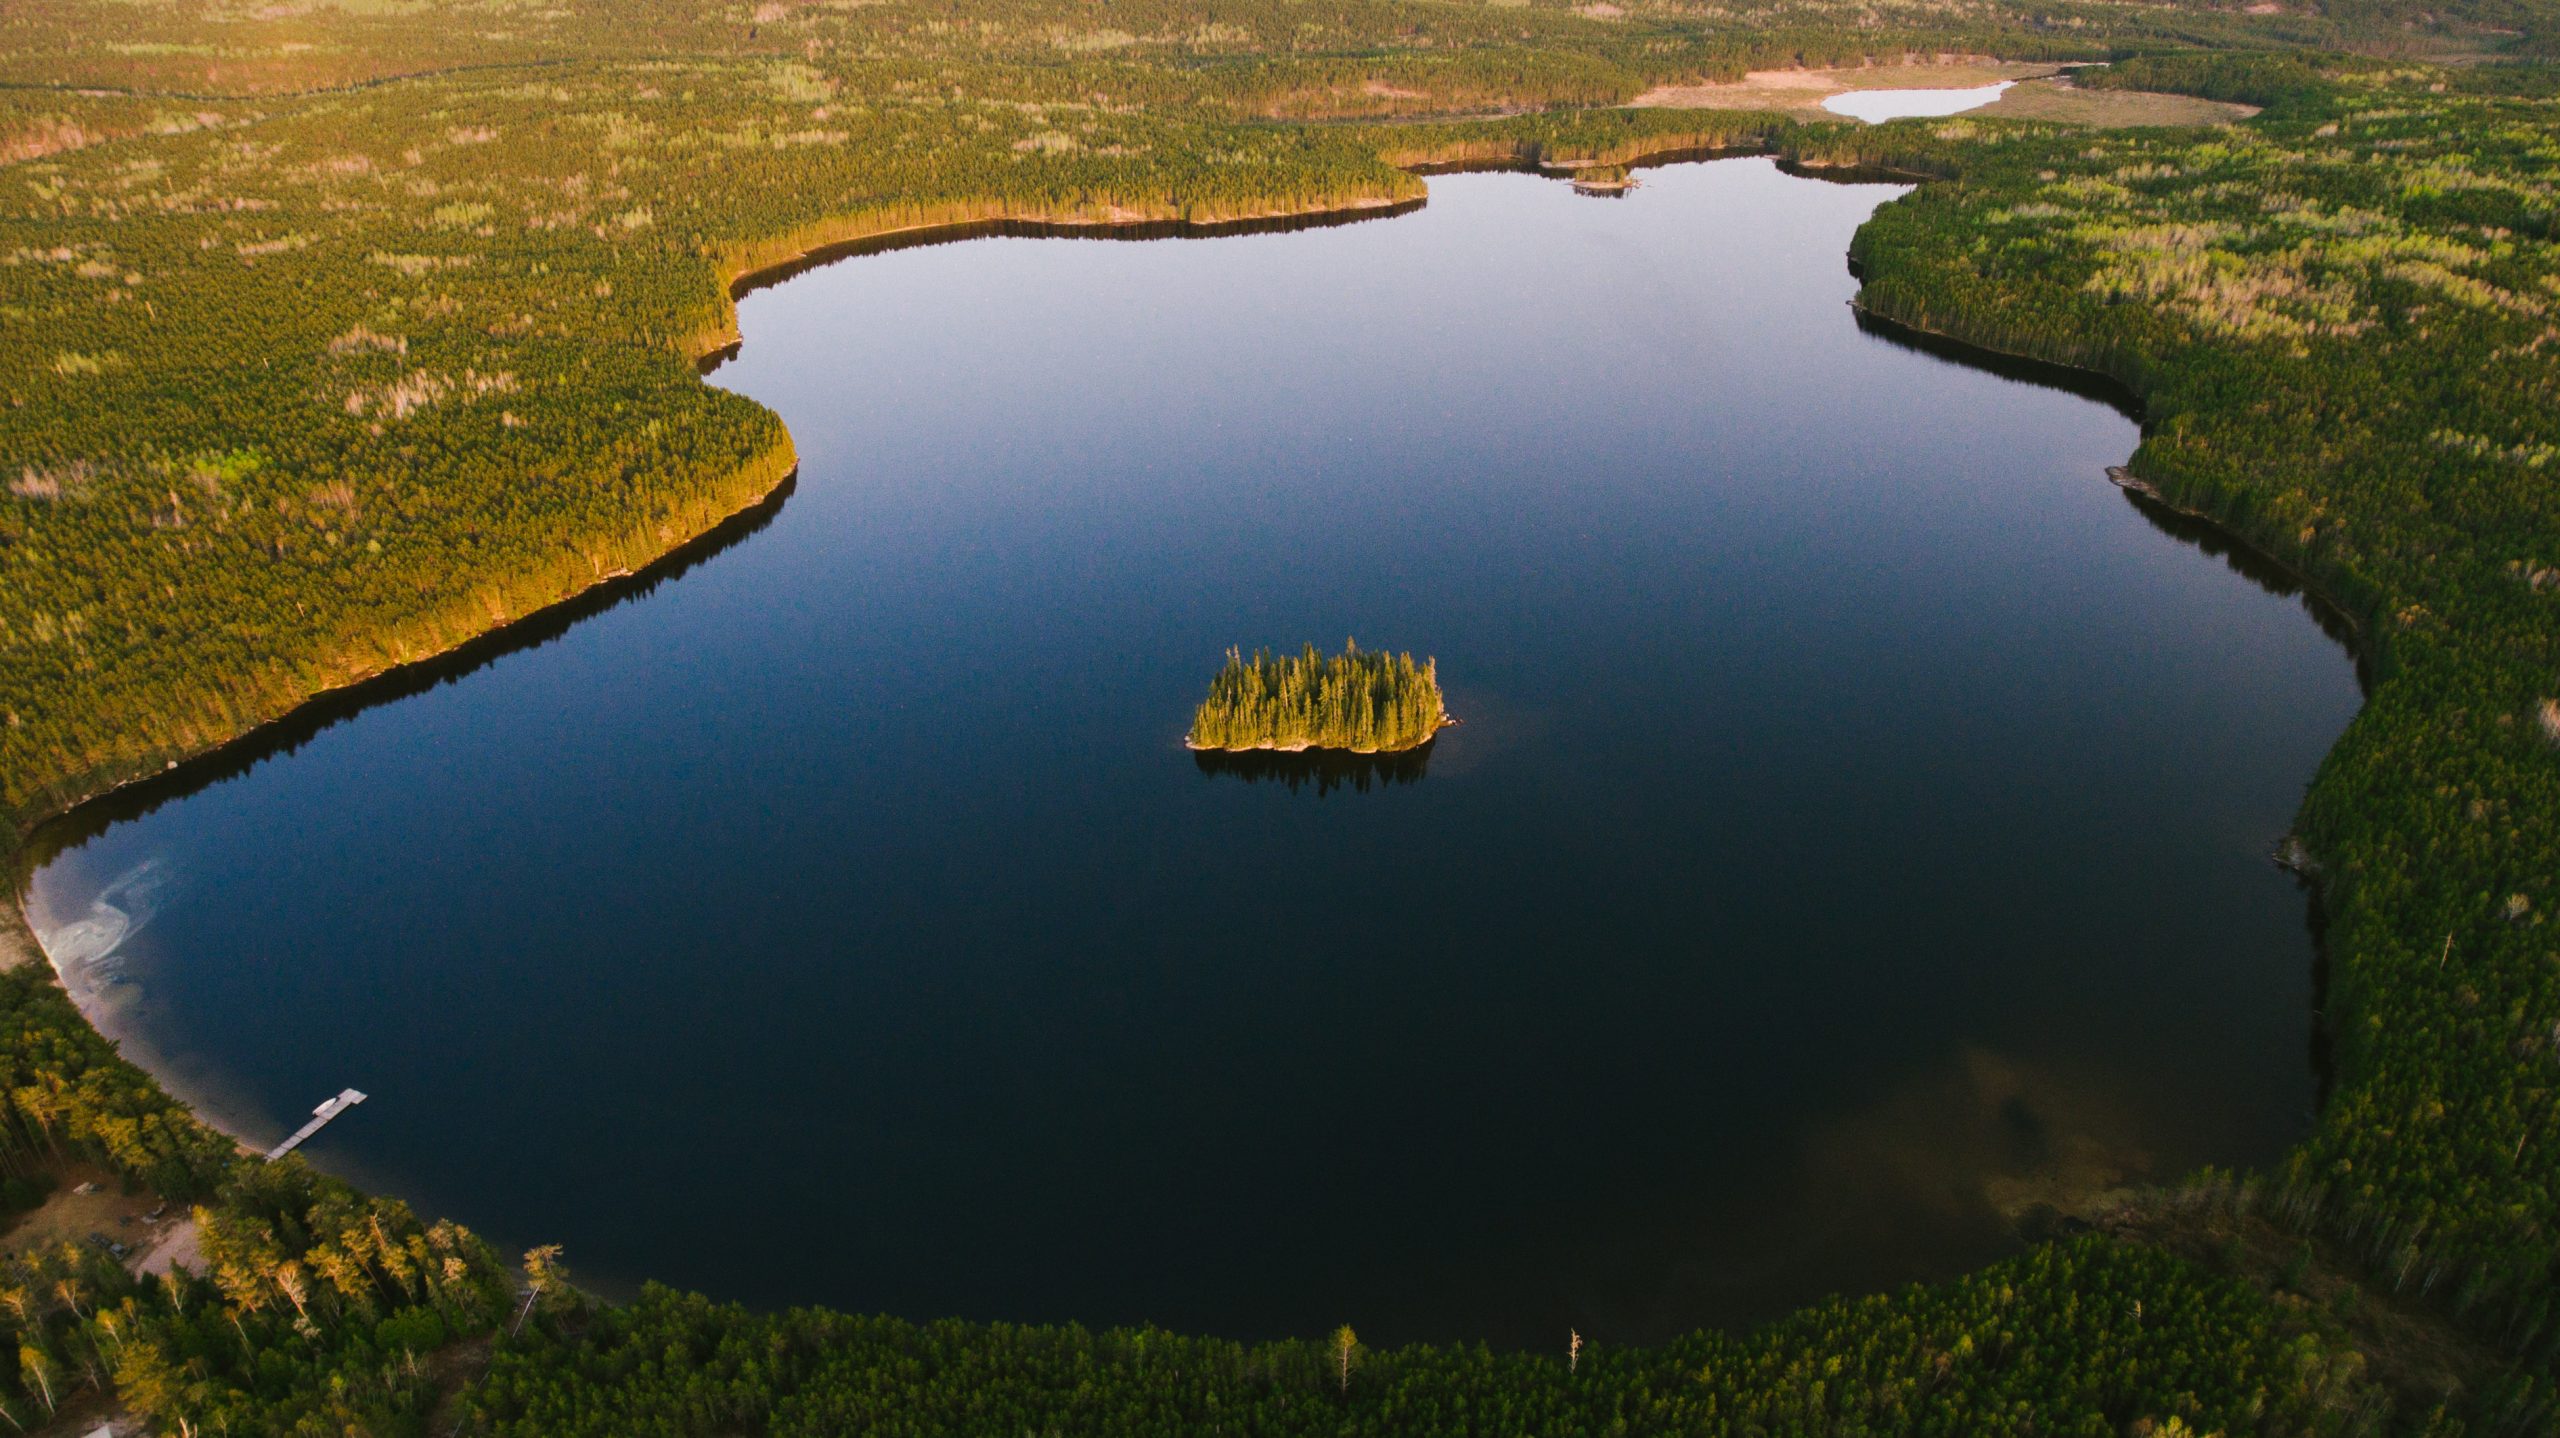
[25,157,2360,1348]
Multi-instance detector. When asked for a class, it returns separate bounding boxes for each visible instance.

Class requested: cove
[22,155,2362,1349]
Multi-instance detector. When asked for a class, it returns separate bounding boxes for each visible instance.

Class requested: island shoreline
[1183,714,1456,756]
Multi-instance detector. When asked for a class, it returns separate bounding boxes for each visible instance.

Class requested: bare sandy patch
[1975,77,2259,127]
[132,1215,203,1278]
[1633,60,2059,113]
[0,1163,163,1261]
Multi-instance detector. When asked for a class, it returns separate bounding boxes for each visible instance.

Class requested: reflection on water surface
[1191,745,1437,795]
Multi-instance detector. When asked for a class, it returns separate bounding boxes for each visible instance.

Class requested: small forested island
[1188,642,1450,754]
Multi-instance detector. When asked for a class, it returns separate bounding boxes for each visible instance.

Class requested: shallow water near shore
[25,154,2360,1348]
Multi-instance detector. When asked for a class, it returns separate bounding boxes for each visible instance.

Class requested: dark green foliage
[466,1240,2391,1436]
[1371,105,1787,171]
[1190,642,1445,753]
[2074,51,2382,109]
[0,1171,53,1217]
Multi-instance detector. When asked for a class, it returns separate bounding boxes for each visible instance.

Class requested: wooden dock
[265,1088,367,1161]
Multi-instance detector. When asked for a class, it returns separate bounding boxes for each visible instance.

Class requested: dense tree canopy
[3,0,2559,1431]
[466,1242,2405,1437]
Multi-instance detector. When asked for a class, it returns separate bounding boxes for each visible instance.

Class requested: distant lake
[1824,82,2015,122]
[25,154,2360,1349]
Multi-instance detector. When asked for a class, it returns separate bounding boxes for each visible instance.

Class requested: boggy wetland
[24,154,2362,1349]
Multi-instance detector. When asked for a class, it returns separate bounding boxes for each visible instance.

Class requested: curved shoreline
[5,438,799,859]
[18,473,803,872]
[14,180,1526,864]
[690,132,1831,373]
[7,471,806,1153]
[0,101,2030,850]
[1845,298,2373,673]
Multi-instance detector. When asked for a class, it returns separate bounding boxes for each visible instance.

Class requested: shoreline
[695,195,1426,370]
[11,186,1486,866]
[11,137,1803,858]
[0,80,2140,860]
[1845,299,2373,668]
[2101,465,2368,650]
[7,461,805,1151]
[5,438,798,860]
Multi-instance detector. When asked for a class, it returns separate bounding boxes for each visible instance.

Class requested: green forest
[3,0,2560,1429]
[1190,642,1447,753]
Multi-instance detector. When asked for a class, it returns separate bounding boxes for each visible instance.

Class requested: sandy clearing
[132,1214,204,1278]
[1974,77,2260,127]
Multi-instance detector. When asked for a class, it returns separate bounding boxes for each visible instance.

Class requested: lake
[23,153,2361,1349]
[1822,81,2016,123]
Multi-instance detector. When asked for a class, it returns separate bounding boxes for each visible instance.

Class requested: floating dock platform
[265,1088,367,1161]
